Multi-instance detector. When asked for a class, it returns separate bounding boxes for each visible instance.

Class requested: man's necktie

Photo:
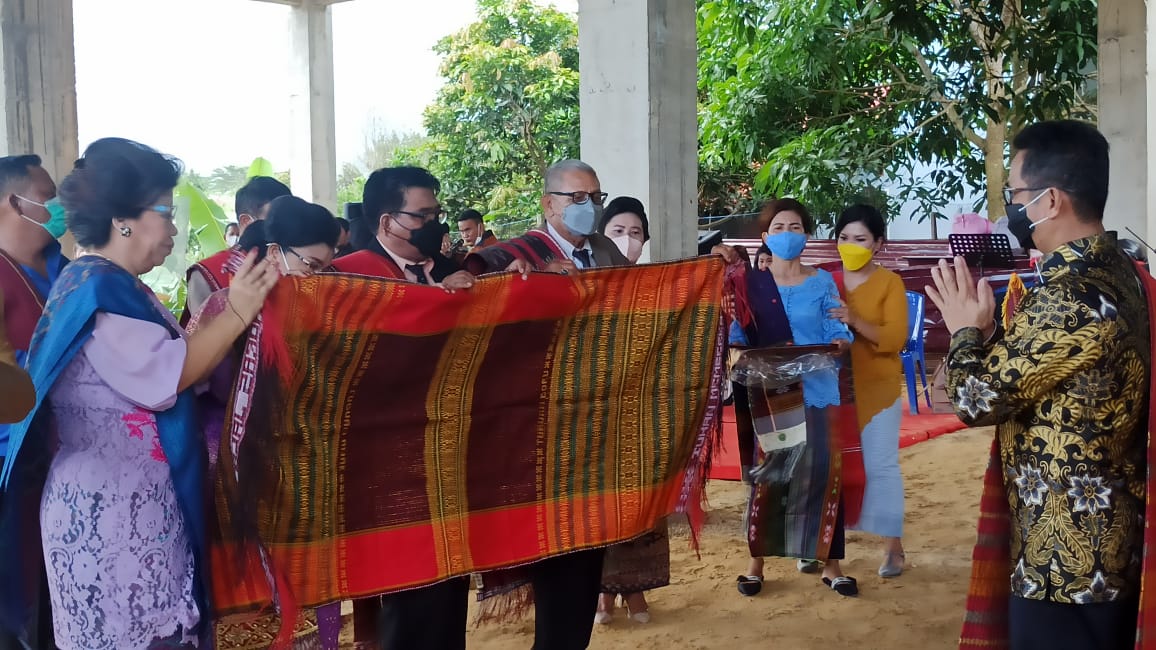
[572,249,593,268]
[405,264,429,285]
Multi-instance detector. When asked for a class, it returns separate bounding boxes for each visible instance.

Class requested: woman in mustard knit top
[830,204,910,577]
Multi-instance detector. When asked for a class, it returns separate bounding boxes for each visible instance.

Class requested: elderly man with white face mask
[464,159,629,278]
[463,159,629,650]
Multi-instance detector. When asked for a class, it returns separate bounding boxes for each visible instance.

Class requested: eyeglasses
[394,209,447,223]
[1002,187,1047,205]
[548,190,609,206]
[150,204,178,220]
[284,247,327,274]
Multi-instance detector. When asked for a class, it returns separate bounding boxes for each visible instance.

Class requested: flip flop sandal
[736,574,764,596]
[879,552,906,578]
[822,575,859,597]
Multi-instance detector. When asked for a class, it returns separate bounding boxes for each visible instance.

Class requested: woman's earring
[119,224,132,237]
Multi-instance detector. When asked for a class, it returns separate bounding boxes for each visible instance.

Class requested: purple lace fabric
[40,313,200,649]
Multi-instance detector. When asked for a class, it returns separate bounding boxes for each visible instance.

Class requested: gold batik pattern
[946,232,1150,604]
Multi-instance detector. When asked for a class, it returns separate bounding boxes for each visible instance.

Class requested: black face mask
[1005,204,1036,251]
[407,219,450,258]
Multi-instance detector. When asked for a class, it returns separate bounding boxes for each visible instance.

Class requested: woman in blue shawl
[728,199,858,599]
[0,138,280,649]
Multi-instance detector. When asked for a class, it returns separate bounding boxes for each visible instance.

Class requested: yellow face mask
[837,242,875,271]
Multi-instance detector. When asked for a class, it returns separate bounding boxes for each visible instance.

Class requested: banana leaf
[177,179,227,254]
[140,265,186,316]
[247,157,275,179]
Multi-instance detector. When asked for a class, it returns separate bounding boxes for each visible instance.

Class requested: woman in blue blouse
[737,198,857,597]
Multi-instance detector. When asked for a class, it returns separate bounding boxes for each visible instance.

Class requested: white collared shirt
[545,222,595,268]
[379,239,435,284]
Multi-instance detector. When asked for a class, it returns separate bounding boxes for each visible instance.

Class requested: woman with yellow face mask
[829,204,910,578]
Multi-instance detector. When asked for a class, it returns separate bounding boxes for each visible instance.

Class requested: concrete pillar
[578,0,697,262]
[0,0,79,182]
[260,0,346,212]
[1099,0,1156,246]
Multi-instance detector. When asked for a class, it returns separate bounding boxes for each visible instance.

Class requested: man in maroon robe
[183,176,290,322]
[0,153,67,649]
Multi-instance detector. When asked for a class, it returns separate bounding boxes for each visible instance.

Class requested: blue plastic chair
[900,291,931,414]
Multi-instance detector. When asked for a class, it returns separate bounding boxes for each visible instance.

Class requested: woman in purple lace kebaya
[1,138,279,650]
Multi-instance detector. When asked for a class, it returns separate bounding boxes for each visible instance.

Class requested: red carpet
[709,402,967,481]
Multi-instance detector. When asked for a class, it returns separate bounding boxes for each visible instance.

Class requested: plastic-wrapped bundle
[734,344,855,560]
[728,348,838,390]
[730,345,838,486]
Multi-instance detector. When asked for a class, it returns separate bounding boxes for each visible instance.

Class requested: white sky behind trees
[74,0,577,174]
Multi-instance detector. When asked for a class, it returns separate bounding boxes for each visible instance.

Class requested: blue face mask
[561,200,602,237]
[764,231,807,261]
[15,195,68,239]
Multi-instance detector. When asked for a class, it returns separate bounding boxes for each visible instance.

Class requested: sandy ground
[339,426,992,649]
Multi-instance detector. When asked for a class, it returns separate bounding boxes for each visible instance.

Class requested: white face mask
[267,244,296,276]
[610,234,644,264]
[1022,189,1052,230]
[226,235,239,247]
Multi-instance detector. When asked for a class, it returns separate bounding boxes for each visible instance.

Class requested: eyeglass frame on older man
[547,190,609,206]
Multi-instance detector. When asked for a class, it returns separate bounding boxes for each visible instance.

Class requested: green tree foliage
[698,0,908,228]
[698,0,1097,228]
[421,0,579,232]
[334,124,428,209]
[197,165,249,197]
[337,163,366,208]
[881,0,1096,217]
[360,123,427,173]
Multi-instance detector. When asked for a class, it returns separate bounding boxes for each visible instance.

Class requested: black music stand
[949,233,1014,276]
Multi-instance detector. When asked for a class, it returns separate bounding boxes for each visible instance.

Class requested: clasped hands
[924,256,996,336]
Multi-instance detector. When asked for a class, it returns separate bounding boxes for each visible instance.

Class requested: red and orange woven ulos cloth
[208,257,726,619]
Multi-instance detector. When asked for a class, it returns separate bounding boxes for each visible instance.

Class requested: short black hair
[59,138,182,248]
[758,198,815,235]
[353,166,441,249]
[598,196,650,242]
[235,176,291,219]
[458,209,484,225]
[834,204,886,241]
[335,216,350,233]
[1012,120,1109,222]
[0,154,43,194]
[237,195,340,262]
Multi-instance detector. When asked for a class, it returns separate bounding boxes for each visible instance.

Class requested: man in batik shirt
[927,120,1150,650]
